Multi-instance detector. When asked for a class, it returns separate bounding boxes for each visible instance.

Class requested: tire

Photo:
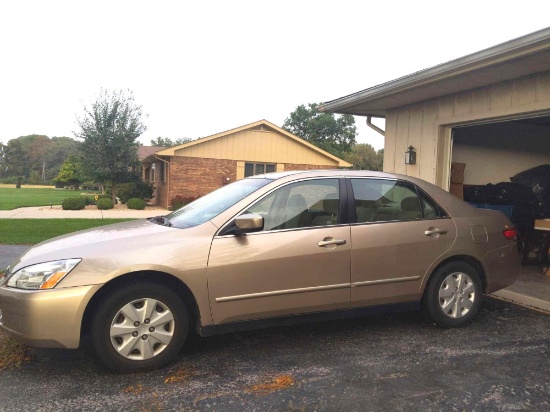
[423,262,482,328]
[91,282,188,372]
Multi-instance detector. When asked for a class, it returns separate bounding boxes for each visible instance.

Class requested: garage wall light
[405,146,416,165]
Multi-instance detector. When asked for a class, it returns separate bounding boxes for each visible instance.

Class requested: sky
[1,1,549,151]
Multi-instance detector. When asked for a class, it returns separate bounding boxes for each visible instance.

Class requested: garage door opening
[449,115,550,263]
[451,116,550,186]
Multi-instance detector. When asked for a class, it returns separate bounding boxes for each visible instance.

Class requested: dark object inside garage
[452,116,550,264]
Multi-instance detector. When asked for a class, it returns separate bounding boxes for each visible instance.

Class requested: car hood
[9,220,182,272]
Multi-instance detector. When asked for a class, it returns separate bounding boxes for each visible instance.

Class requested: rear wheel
[91,282,188,372]
[423,262,482,328]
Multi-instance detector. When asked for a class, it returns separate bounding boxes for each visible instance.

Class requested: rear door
[349,178,456,307]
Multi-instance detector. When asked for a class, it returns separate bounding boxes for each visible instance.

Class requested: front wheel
[423,262,482,328]
[91,282,188,372]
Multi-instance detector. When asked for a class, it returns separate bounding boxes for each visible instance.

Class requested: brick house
[141,120,351,208]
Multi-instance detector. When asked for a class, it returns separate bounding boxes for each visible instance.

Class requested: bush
[127,198,146,210]
[97,198,114,210]
[83,196,96,206]
[81,181,100,191]
[62,197,86,210]
[112,181,154,204]
[82,194,112,206]
[169,195,196,211]
[29,171,41,185]
[0,176,26,185]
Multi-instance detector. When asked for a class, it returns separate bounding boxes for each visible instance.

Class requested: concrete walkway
[0,206,167,219]
[492,265,550,312]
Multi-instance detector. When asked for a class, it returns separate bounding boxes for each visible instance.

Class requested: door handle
[424,228,447,236]
[317,238,347,247]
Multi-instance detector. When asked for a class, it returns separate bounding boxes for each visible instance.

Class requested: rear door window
[351,179,422,223]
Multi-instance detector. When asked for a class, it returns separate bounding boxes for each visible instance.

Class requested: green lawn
[0,187,98,210]
[0,219,134,244]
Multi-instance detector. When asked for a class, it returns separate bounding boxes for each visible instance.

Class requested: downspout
[366,116,385,136]
[155,155,171,209]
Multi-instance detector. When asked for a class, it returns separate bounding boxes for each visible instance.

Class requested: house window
[244,163,276,177]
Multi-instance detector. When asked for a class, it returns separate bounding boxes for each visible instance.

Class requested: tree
[3,139,25,178]
[26,135,51,181]
[46,137,81,181]
[0,135,80,183]
[2,135,51,181]
[377,148,384,170]
[0,143,6,178]
[344,144,384,171]
[54,155,85,189]
[283,103,357,158]
[76,89,147,203]
[150,137,192,147]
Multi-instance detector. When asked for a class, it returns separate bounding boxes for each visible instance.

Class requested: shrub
[127,198,146,210]
[97,198,114,210]
[111,181,154,204]
[169,195,196,211]
[82,194,112,206]
[62,197,86,210]
[81,181,100,191]
[29,171,41,185]
[0,176,27,185]
[82,196,97,205]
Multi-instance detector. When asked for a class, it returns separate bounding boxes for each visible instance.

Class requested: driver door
[207,178,351,325]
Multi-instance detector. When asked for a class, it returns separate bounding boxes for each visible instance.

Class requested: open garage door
[451,116,550,186]
[450,115,550,263]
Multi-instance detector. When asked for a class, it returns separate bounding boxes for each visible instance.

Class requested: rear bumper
[0,284,102,348]
[482,244,521,294]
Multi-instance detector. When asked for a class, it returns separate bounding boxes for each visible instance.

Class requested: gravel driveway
[0,298,548,411]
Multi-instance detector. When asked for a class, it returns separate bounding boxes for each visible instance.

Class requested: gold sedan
[0,171,520,372]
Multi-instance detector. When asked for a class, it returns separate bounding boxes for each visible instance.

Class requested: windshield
[166,178,272,228]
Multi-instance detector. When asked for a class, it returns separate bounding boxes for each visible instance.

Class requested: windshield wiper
[148,215,171,227]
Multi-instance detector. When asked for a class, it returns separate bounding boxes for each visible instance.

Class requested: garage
[451,116,550,187]
[320,27,550,265]
[450,116,550,263]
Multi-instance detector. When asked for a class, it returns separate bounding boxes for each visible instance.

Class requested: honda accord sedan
[0,170,520,372]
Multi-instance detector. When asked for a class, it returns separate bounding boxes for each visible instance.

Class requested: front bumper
[0,284,102,348]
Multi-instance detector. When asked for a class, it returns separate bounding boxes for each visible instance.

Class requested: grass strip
[0,219,134,245]
[0,187,99,210]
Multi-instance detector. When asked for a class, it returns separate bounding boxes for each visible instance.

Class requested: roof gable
[155,120,351,167]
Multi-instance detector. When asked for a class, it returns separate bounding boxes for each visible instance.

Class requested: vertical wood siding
[384,70,550,188]
[173,128,338,166]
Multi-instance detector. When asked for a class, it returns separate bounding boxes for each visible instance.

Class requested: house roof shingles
[138,146,164,161]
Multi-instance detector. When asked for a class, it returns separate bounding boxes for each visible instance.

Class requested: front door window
[245,179,340,230]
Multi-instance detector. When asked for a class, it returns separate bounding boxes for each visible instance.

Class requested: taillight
[503,228,517,240]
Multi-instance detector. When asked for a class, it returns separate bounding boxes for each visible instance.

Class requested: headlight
[6,259,81,290]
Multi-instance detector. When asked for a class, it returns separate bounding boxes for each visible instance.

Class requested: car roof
[252,169,398,180]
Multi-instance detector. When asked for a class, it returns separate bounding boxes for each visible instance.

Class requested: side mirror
[234,213,264,235]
